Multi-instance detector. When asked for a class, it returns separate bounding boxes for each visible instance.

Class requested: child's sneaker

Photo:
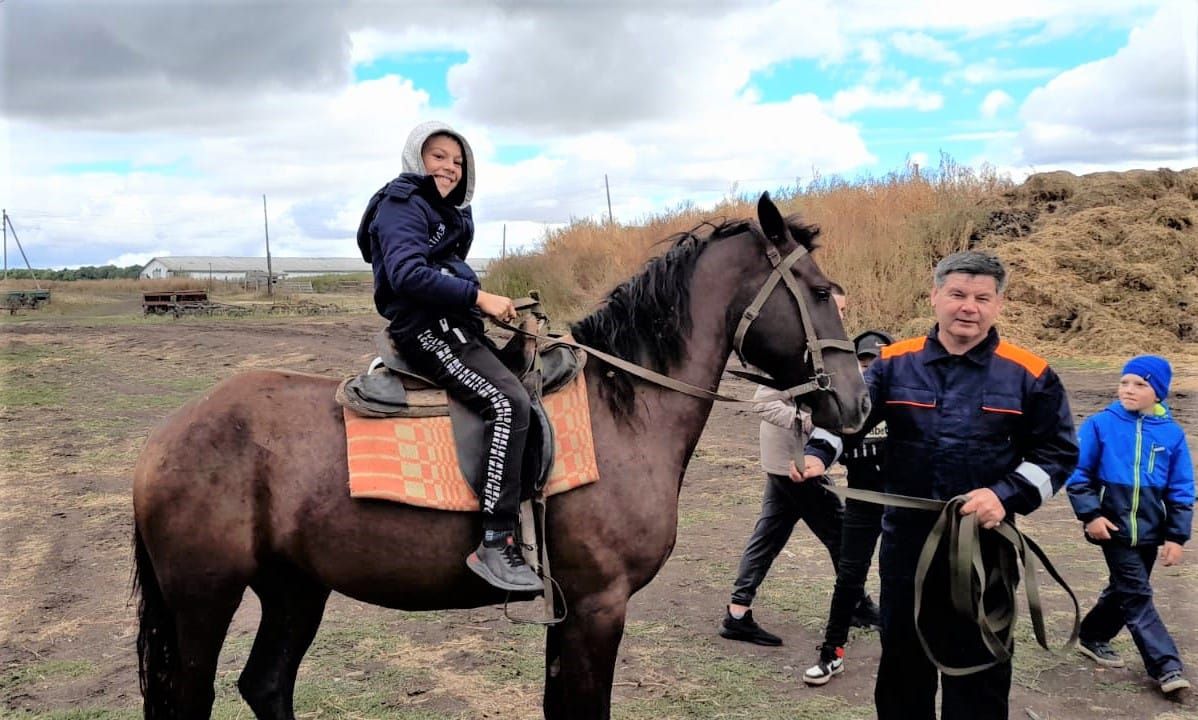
[1078,638,1125,668]
[802,644,844,686]
[1159,670,1191,694]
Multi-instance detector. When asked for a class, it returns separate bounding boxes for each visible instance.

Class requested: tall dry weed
[486,156,1008,338]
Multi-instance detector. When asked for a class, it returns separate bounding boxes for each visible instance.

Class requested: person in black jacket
[802,330,892,685]
[801,251,1078,720]
[359,120,541,593]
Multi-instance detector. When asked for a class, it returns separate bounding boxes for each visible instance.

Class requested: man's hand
[960,488,1006,530]
[1161,540,1184,566]
[787,460,805,483]
[798,455,826,480]
[1084,517,1119,541]
[476,291,518,323]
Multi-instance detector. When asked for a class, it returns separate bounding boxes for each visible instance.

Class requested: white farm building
[140,256,494,282]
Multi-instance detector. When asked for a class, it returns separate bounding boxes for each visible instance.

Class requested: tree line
[3,265,144,281]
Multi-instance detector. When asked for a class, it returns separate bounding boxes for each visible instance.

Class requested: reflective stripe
[810,427,844,465]
[1015,461,1053,504]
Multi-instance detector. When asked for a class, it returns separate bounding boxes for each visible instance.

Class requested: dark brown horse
[132,194,870,719]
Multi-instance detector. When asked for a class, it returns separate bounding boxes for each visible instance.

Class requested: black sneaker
[850,594,881,629]
[1159,670,1191,694]
[466,534,543,593]
[1078,638,1125,668]
[803,644,845,686]
[719,608,782,646]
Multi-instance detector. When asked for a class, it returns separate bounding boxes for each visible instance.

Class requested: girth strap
[825,486,1080,676]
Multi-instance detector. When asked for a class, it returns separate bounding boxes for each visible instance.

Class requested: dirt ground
[1,312,1196,719]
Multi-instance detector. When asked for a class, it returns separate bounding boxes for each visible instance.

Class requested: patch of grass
[0,660,96,696]
[0,710,140,720]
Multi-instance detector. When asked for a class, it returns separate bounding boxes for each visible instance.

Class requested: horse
[132,193,870,719]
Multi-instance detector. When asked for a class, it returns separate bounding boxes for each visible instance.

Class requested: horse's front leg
[543,590,628,720]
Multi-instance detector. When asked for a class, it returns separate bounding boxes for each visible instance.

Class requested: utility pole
[262,194,273,296]
[501,224,506,258]
[3,208,7,280]
[604,174,613,224]
[5,212,41,290]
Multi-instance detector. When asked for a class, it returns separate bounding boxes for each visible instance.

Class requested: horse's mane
[571,215,820,418]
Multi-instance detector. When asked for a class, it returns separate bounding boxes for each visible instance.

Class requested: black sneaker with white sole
[1159,670,1191,694]
[1078,638,1125,668]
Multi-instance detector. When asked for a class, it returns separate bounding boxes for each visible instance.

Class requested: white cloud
[2,0,1191,269]
[1016,0,1198,167]
[829,79,943,117]
[980,90,1014,118]
[890,32,960,64]
[945,60,1059,85]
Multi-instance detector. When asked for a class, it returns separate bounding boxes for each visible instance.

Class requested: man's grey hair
[933,251,1007,293]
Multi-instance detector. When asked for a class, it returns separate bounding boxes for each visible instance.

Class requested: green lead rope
[826,486,1080,676]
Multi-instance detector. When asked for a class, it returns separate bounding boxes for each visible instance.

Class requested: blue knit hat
[1122,355,1172,401]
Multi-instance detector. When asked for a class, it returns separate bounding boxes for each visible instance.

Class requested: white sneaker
[803,650,844,686]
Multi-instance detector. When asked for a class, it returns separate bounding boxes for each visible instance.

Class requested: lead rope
[825,486,1080,676]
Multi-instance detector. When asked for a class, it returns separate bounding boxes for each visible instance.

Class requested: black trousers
[875,524,1013,720]
[1080,542,1181,679]
[821,493,883,649]
[729,473,847,607]
[397,319,531,531]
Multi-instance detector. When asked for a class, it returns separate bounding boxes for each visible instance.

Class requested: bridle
[727,239,857,403]
[496,231,855,407]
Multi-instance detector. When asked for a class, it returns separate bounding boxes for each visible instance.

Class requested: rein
[499,239,854,406]
[826,485,1080,676]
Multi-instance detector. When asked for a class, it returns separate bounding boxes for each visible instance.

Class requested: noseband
[730,242,856,402]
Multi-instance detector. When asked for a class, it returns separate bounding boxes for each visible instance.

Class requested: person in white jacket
[719,286,879,646]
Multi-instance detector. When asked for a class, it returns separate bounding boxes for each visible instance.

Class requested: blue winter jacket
[366,173,482,338]
[807,327,1078,537]
[1066,401,1195,546]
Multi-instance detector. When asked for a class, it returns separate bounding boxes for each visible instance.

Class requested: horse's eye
[814,288,831,302]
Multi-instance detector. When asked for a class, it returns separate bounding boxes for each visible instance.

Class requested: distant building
[140,256,493,281]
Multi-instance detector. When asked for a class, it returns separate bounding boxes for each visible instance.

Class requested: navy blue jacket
[365,173,482,338]
[1066,401,1194,546]
[808,327,1078,536]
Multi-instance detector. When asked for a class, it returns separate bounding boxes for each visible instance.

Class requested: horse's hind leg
[237,565,330,720]
[172,590,244,719]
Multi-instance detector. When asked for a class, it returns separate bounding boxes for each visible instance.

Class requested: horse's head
[732,193,870,433]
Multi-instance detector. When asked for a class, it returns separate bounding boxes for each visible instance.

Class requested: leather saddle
[336,316,584,500]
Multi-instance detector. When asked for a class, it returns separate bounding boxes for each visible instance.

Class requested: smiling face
[421,134,463,199]
[1118,373,1158,413]
[930,272,1003,354]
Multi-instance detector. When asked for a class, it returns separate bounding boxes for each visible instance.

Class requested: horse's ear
[757,192,787,247]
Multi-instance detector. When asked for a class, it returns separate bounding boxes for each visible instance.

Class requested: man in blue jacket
[801,250,1078,720]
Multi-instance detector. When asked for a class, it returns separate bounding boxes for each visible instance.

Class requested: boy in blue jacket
[358,121,541,593]
[1066,355,1194,695]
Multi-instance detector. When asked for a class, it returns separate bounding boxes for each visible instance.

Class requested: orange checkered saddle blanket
[342,358,599,512]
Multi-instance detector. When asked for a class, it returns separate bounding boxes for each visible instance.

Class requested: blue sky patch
[352,50,469,107]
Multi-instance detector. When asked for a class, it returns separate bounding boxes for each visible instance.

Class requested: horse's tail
[133,524,176,718]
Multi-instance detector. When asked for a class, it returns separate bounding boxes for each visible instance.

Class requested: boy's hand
[476,291,518,323]
[1161,541,1184,566]
[1084,517,1119,541]
[960,488,1005,530]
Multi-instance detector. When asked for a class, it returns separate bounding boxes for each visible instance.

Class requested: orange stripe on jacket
[880,336,926,360]
[994,341,1048,379]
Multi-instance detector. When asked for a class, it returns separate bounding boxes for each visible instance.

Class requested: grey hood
[401,120,475,208]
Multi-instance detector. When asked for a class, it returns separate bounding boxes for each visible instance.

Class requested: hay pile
[976,168,1198,359]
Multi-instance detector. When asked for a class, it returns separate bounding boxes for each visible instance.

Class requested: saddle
[338,315,583,489]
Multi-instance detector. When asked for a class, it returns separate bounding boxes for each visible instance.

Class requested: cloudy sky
[2,0,1196,269]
